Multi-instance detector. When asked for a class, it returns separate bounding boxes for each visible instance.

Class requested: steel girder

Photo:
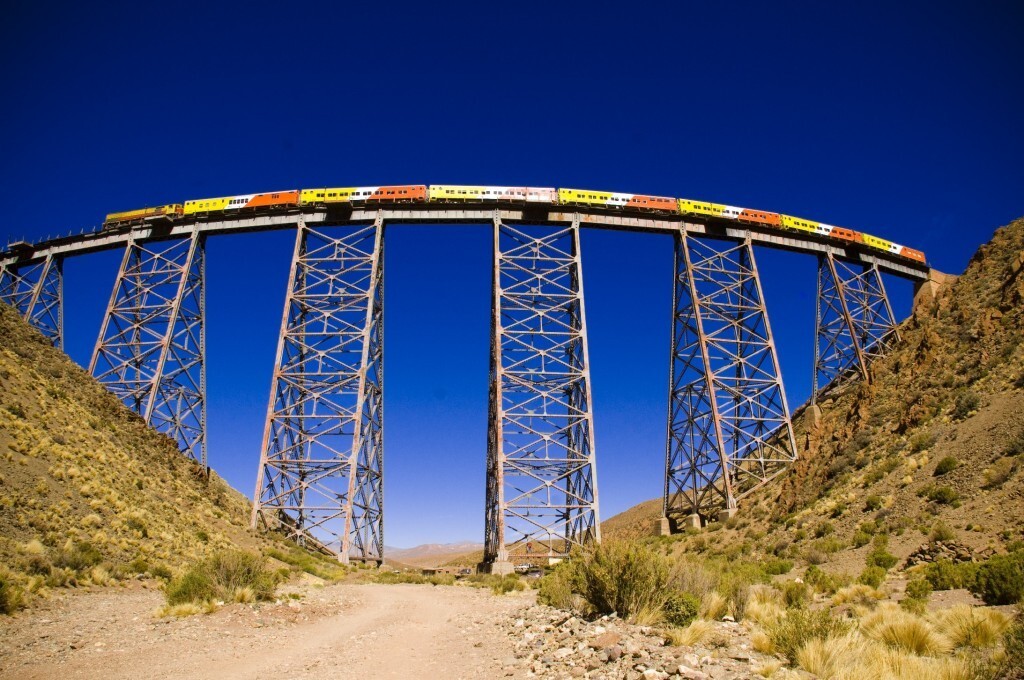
[0,254,63,347]
[483,214,599,568]
[812,253,899,402]
[664,232,797,522]
[89,231,207,465]
[251,218,384,563]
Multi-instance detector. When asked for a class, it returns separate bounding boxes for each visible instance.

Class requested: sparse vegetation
[933,455,959,476]
[164,550,277,610]
[763,608,851,663]
[973,549,1024,605]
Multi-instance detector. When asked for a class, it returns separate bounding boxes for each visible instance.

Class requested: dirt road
[0,581,533,679]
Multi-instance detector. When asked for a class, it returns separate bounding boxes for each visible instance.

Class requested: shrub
[781,580,810,608]
[904,578,932,603]
[539,542,672,624]
[952,391,980,420]
[917,484,960,506]
[0,573,27,614]
[933,456,958,476]
[664,619,716,647]
[852,531,871,548]
[1000,606,1024,678]
[814,522,834,538]
[832,584,885,607]
[765,608,851,663]
[165,550,276,606]
[489,575,524,595]
[663,591,700,627]
[858,566,887,589]
[1006,428,1024,457]
[973,551,1024,605]
[909,430,938,453]
[52,541,102,572]
[983,458,1016,489]
[929,522,956,543]
[924,559,977,591]
[866,535,898,570]
[763,558,793,576]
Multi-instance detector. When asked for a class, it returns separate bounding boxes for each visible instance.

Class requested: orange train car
[365,185,427,202]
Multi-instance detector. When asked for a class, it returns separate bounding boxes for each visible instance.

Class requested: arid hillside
[0,302,281,608]
[604,217,1024,571]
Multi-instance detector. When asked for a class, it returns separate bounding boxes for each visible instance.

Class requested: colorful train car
[103,204,183,228]
[428,185,558,203]
[559,188,676,212]
[184,190,299,215]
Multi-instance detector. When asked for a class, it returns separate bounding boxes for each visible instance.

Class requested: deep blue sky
[2,2,1021,548]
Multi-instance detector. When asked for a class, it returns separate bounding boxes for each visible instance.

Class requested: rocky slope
[604,218,1024,574]
[0,302,279,606]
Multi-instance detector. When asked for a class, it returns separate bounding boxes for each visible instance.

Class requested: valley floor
[0,581,530,679]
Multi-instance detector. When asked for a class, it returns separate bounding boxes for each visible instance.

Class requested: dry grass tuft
[156,601,216,618]
[232,586,255,603]
[753,658,783,677]
[832,583,885,608]
[930,604,1010,650]
[700,591,728,621]
[664,619,716,647]
[860,603,951,656]
[795,634,867,678]
[745,585,786,626]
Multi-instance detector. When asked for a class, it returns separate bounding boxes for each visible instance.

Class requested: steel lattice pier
[89,231,207,465]
[664,231,797,525]
[0,254,63,348]
[482,214,599,572]
[251,218,384,562]
[812,253,900,402]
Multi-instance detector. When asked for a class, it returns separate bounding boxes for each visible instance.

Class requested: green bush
[1006,428,1024,457]
[852,531,871,548]
[858,566,887,588]
[266,547,347,581]
[489,574,524,595]
[165,550,277,606]
[814,522,835,538]
[909,430,938,453]
[766,608,851,663]
[973,551,1024,605]
[952,391,980,420]
[904,578,932,602]
[924,559,977,591]
[866,535,898,570]
[933,456,959,476]
[781,580,810,608]
[999,605,1024,679]
[663,591,700,627]
[763,558,794,576]
[929,522,956,543]
[864,495,883,511]
[52,541,102,572]
[0,574,27,615]
[917,484,961,506]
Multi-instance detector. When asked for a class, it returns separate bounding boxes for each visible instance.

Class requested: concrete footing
[478,560,514,576]
[658,517,672,536]
[717,507,737,523]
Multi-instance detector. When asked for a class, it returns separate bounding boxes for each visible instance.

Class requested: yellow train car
[780,214,822,235]
[678,199,742,220]
[103,204,183,229]
[301,188,326,205]
[860,233,900,256]
[430,185,526,202]
[183,197,232,215]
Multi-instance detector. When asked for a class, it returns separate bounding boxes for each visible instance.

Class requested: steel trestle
[251,218,384,563]
[89,231,207,465]
[664,231,797,523]
[0,254,63,347]
[812,253,900,402]
[483,214,599,570]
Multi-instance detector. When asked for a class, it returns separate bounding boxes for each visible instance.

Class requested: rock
[676,666,708,680]
[608,645,623,662]
[554,647,573,659]
[643,669,669,679]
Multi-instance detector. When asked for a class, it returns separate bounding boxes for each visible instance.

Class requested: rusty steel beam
[664,231,797,526]
[482,213,599,574]
[251,216,384,563]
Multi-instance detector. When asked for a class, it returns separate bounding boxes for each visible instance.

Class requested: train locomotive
[102,184,926,264]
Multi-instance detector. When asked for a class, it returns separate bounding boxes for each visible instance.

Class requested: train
[102,184,927,264]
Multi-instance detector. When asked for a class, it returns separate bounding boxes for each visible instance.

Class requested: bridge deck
[1,206,930,280]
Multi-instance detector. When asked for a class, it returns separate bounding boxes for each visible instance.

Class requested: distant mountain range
[384,542,484,566]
